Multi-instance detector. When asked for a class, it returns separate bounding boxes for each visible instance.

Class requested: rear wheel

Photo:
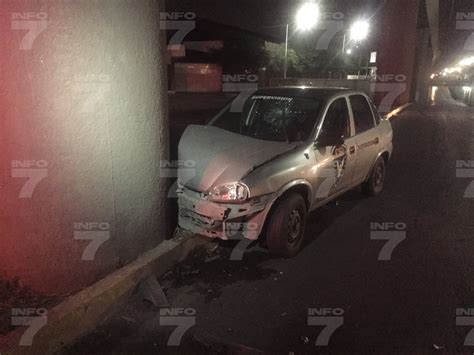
[362,157,386,196]
[265,193,307,258]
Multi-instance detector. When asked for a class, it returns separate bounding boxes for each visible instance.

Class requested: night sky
[167,0,468,67]
[167,0,385,42]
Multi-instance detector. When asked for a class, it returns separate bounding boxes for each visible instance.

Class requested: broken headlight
[208,182,249,203]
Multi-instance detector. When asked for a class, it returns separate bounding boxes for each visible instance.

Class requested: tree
[265,42,303,74]
[210,38,268,73]
[264,41,360,78]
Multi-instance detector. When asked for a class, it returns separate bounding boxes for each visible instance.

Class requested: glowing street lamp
[350,20,370,41]
[342,20,370,54]
[284,3,320,78]
[342,20,370,78]
[296,3,320,31]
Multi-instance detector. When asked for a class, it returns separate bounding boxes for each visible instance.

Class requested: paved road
[64,102,474,354]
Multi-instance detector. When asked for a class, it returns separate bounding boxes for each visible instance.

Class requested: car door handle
[374,137,379,145]
[349,146,356,154]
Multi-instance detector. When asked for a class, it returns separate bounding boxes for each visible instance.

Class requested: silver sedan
[177,87,393,257]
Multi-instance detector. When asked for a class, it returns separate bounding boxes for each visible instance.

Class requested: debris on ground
[161,270,173,280]
[160,245,211,286]
[0,278,57,335]
[204,241,222,263]
[205,242,219,256]
[138,276,169,307]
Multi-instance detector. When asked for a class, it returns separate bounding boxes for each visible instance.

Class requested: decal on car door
[332,145,348,187]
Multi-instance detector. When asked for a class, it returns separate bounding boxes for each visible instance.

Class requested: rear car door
[349,94,379,183]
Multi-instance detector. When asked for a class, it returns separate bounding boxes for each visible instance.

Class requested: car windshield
[210,94,324,142]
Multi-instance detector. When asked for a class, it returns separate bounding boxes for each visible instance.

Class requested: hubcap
[374,163,384,188]
[288,209,301,244]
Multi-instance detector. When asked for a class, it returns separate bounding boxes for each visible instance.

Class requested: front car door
[348,94,379,184]
[312,96,357,203]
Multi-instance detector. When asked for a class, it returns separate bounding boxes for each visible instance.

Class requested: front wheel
[265,193,307,258]
[362,157,386,196]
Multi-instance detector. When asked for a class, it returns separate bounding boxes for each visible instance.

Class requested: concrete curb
[385,103,413,120]
[1,232,209,355]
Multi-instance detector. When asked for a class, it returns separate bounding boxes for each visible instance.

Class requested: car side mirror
[314,134,344,148]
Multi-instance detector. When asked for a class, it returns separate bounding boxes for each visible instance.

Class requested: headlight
[208,182,249,203]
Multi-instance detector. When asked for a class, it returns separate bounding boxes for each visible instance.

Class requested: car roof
[253,86,364,101]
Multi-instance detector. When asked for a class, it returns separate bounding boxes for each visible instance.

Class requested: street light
[284,3,320,79]
[350,20,370,41]
[296,3,320,31]
[342,20,370,52]
[342,20,370,78]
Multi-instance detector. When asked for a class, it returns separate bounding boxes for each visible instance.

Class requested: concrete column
[0,0,169,294]
[414,28,433,105]
[373,0,420,113]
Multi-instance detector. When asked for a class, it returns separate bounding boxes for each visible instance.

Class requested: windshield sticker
[251,95,293,102]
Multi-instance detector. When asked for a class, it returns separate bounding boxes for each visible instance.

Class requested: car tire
[265,193,307,258]
[362,157,386,196]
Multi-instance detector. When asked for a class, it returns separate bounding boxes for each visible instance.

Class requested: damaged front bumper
[177,187,276,240]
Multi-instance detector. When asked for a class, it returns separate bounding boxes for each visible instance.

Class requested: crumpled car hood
[178,125,296,192]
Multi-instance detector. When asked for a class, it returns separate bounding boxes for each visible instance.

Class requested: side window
[319,98,351,139]
[369,99,381,125]
[350,95,376,134]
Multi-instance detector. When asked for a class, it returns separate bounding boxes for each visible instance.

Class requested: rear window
[350,95,375,134]
[320,97,351,138]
